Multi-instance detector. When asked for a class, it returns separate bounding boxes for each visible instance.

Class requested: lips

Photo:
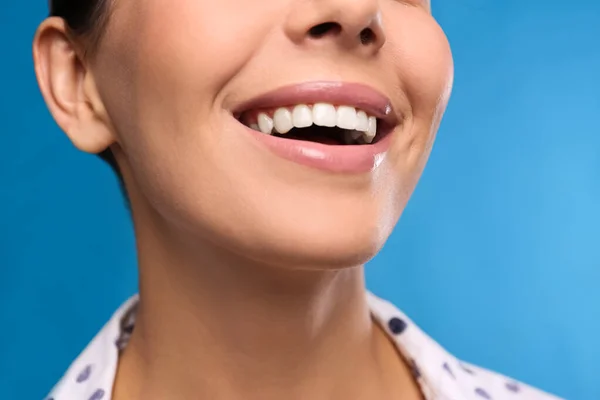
[230,81,400,174]
[233,81,398,126]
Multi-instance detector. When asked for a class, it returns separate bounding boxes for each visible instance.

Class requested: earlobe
[33,17,115,154]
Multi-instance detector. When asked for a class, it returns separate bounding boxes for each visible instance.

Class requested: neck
[113,191,416,400]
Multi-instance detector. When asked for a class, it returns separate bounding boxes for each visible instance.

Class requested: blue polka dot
[506,381,521,392]
[388,317,407,334]
[76,364,93,383]
[475,388,492,399]
[460,363,475,375]
[443,362,455,379]
[89,389,105,400]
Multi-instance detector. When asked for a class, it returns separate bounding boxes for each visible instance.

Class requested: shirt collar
[48,293,559,400]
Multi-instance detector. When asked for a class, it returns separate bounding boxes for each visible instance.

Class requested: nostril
[359,28,376,45]
[308,22,342,38]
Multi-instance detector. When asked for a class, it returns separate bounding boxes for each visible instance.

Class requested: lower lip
[244,126,393,174]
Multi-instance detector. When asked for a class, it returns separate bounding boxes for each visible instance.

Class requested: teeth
[312,103,337,127]
[336,106,357,130]
[356,111,369,132]
[257,113,274,134]
[292,105,313,128]
[273,108,294,134]
[367,116,377,136]
[248,103,380,143]
[343,130,355,145]
[350,131,363,140]
[363,116,377,143]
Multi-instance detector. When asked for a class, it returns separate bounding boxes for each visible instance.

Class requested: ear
[33,17,115,154]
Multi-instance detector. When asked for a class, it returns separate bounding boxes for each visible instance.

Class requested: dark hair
[49,0,126,200]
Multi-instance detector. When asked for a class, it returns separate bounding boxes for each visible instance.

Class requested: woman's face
[91,0,453,268]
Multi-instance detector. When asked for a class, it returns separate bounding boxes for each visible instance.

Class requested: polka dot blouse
[47,293,562,400]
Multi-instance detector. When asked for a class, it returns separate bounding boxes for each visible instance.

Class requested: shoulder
[46,296,138,400]
[449,362,562,400]
[367,293,563,400]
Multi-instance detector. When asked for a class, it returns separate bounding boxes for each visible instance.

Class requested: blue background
[1,1,599,399]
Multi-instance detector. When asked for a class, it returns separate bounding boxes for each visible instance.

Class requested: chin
[129,151,405,271]
[239,235,385,271]
[220,212,394,270]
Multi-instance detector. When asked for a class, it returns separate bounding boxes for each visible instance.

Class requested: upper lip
[231,81,400,128]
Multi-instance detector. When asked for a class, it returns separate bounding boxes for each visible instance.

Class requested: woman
[34,0,561,399]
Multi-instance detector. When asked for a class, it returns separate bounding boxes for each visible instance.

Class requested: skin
[33,0,453,398]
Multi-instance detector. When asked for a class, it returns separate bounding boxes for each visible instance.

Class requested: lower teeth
[343,130,364,145]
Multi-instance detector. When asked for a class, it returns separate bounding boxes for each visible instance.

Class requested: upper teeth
[250,103,378,143]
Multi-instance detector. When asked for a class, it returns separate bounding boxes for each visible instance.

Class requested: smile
[240,104,379,145]
[232,81,400,174]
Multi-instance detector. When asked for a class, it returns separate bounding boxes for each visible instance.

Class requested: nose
[284,0,386,53]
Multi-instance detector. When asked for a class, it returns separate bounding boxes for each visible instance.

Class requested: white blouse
[47,293,562,400]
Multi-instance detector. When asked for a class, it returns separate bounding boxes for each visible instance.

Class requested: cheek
[385,8,453,116]
[398,15,453,119]
[135,0,287,95]
[384,8,454,170]
[94,0,289,202]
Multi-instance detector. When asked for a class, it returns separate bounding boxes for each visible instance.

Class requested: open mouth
[236,103,391,146]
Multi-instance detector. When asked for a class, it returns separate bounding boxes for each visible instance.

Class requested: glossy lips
[232,81,399,174]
